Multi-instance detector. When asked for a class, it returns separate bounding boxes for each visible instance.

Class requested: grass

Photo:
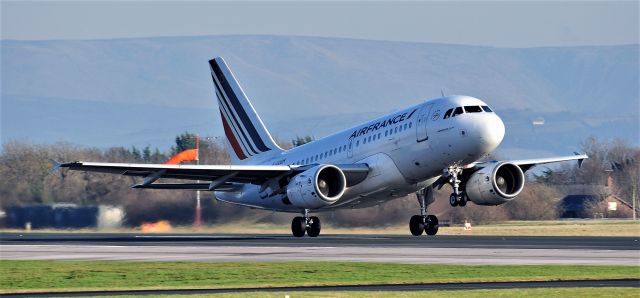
[5,219,639,236]
[1,261,638,294]
[136,288,640,297]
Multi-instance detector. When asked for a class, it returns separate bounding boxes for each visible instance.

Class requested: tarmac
[1,233,638,265]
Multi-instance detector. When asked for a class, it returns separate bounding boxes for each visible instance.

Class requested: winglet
[574,152,587,168]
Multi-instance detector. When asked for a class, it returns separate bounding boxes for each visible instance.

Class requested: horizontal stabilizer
[50,159,63,173]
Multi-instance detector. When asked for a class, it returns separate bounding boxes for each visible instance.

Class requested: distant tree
[131,146,142,161]
[198,137,231,165]
[504,183,561,220]
[171,132,198,155]
[142,146,152,162]
[292,135,314,147]
[150,148,166,163]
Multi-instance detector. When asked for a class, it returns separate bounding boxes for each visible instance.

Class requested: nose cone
[476,114,505,153]
[487,114,505,148]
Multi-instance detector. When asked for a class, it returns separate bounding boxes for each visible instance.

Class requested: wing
[434,153,588,190]
[467,153,588,173]
[57,161,369,190]
[509,154,588,172]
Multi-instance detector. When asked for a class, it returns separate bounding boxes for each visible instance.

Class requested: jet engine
[286,165,347,209]
[464,162,525,206]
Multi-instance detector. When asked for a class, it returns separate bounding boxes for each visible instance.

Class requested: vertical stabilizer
[209,57,283,165]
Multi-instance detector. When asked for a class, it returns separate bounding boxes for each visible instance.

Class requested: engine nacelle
[286,165,347,209]
[464,162,525,206]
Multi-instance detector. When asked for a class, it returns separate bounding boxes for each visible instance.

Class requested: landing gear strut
[291,209,321,237]
[447,166,467,207]
[409,187,439,236]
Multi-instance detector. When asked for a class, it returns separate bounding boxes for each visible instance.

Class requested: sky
[1,1,638,47]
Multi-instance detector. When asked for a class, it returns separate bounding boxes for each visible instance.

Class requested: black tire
[291,216,306,237]
[307,216,321,237]
[409,215,424,236]
[425,215,439,236]
[449,193,459,207]
[458,193,467,207]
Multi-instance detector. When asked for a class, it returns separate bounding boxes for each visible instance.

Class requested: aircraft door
[416,103,433,142]
[347,139,354,158]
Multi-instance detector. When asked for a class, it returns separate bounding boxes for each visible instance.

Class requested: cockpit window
[443,108,453,119]
[465,106,482,113]
[452,107,464,117]
[482,105,493,112]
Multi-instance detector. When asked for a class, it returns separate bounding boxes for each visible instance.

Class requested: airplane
[57,57,588,237]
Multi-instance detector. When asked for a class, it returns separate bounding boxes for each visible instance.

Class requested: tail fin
[209,57,283,165]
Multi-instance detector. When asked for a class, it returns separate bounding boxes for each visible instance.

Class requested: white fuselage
[216,95,505,212]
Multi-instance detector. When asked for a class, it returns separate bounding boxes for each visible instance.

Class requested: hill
[2,35,638,156]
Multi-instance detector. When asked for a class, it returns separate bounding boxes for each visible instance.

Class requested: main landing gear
[291,209,321,237]
[447,166,467,207]
[409,187,439,236]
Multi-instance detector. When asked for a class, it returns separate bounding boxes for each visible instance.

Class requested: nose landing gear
[409,187,439,236]
[291,209,321,237]
[446,166,468,207]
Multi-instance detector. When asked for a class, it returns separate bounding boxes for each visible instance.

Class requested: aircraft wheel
[425,215,439,236]
[409,215,425,236]
[307,216,321,237]
[458,193,467,207]
[449,193,459,207]
[291,216,306,237]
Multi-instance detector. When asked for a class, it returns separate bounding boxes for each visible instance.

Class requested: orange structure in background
[164,148,199,165]
[141,220,172,233]
[163,136,203,227]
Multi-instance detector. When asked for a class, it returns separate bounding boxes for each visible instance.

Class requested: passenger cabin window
[443,108,453,119]
[452,107,464,117]
[482,105,493,112]
[465,106,482,113]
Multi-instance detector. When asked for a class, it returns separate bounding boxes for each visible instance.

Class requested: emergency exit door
[416,103,433,142]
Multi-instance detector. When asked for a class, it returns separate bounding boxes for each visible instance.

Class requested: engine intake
[286,165,347,209]
[464,162,525,206]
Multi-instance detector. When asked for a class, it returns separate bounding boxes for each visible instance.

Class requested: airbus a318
[58,57,587,237]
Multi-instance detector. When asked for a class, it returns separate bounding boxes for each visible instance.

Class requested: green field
[1,261,638,294]
[142,288,640,298]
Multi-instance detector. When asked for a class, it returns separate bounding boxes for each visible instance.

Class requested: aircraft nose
[476,114,505,152]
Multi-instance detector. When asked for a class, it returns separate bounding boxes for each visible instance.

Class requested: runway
[2,233,638,265]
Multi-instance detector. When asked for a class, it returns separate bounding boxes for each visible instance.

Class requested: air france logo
[431,110,441,121]
[349,109,417,140]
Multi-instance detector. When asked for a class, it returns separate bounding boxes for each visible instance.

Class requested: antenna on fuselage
[441,89,445,97]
